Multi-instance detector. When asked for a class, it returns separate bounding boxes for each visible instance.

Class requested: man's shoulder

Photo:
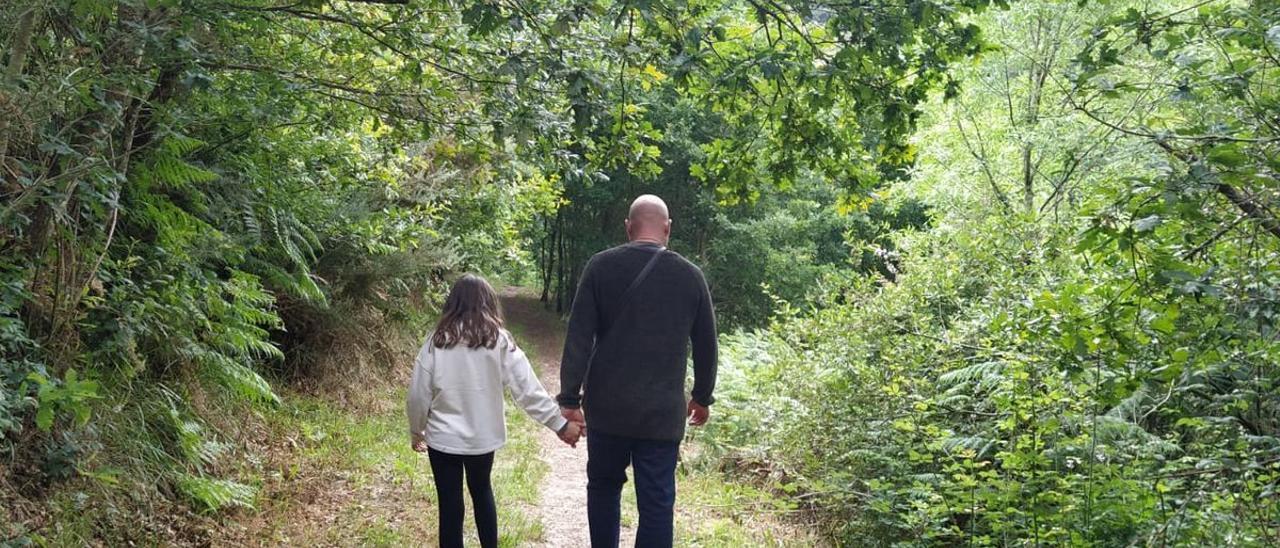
[590,244,631,261]
[591,244,700,267]
[586,243,652,266]
[664,249,702,271]
[582,246,625,274]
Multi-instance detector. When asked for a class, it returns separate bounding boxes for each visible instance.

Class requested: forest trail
[500,286,822,547]
[207,287,816,547]
[500,287,637,546]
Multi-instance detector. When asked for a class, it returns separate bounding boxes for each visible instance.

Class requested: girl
[407,274,581,548]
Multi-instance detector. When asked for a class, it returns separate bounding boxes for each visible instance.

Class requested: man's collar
[629,240,665,248]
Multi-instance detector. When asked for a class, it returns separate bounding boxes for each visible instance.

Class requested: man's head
[625,194,671,245]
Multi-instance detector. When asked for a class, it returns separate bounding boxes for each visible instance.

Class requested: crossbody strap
[615,247,667,320]
[581,246,666,402]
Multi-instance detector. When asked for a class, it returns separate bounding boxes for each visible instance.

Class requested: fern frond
[134,135,218,190]
[292,271,328,306]
[176,473,257,512]
[203,353,281,405]
[294,220,323,259]
[168,408,229,469]
[938,361,1005,392]
[226,271,283,323]
[243,258,328,307]
[1105,383,1152,423]
[161,134,207,156]
[940,434,999,458]
[242,204,263,244]
[133,193,224,251]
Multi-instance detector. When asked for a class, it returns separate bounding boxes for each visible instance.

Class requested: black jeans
[586,430,680,548]
[427,448,498,548]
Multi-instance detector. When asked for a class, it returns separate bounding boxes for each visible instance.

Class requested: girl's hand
[412,439,428,453]
[557,421,582,448]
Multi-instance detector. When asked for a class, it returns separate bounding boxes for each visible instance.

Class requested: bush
[704,212,1280,545]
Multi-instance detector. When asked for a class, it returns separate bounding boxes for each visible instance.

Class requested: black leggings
[427,448,498,548]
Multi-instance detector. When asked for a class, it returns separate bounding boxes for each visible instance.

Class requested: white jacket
[407,330,567,455]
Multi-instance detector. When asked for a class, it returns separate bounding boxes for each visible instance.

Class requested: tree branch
[1213,181,1280,241]
[1182,214,1247,260]
[954,110,1013,213]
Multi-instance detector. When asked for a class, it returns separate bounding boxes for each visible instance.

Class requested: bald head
[629,195,669,224]
[625,194,672,245]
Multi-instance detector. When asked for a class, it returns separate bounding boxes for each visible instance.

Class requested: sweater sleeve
[689,268,718,407]
[557,257,598,409]
[406,340,434,444]
[502,335,569,432]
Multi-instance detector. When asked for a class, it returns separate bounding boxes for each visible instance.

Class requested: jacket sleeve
[406,340,434,444]
[690,268,718,407]
[557,257,598,408]
[502,335,569,432]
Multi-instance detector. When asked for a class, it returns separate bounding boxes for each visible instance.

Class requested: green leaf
[35,406,54,430]
[1207,144,1247,168]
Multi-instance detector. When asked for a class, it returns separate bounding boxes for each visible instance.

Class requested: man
[557,194,718,548]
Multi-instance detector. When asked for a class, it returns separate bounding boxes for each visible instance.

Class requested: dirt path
[211,286,816,547]
[500,287,639,547]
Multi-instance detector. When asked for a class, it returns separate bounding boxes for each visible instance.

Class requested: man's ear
[624,219,632,238]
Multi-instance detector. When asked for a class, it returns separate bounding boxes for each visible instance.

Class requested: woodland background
[1,0,1278,545]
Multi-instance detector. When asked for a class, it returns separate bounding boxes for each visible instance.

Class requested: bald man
[557,194,718,548]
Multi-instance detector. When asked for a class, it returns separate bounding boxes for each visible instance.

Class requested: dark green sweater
[556,242,718,442]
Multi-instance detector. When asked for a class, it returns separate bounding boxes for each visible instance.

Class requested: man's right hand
[687,400,710,426]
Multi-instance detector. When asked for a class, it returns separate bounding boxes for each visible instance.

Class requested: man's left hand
[687,400,710,426]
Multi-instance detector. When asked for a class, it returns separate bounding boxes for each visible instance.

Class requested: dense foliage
[0,0,551,540]
[4,0,1277,545]
[0,0,993,542]
[520,0,997,324]
[703,0,1280,544]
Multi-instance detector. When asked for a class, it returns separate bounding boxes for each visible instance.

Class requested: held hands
[558,407,587,448]
[558,421,582,448]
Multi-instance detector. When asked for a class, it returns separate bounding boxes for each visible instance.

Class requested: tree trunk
[0,6,41,169]
[540,215,551,303]
[556,210,566,313]
[1022,145,1035,213]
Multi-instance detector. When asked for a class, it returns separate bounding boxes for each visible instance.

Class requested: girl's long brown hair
[431,274,504,349]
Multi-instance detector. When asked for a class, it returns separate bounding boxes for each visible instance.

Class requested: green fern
[248,258,328,307]
[940,434,999,458]
[134,135,218,191]
[159,134,206,156]
[175,473,257,512]
[937,361,1006,394]
[1105,383,1152,423]
[168,408,229,470]
[204,354,281,405]
[266,207,321,268]
[136,272,285,406]
[292,271,327,305]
